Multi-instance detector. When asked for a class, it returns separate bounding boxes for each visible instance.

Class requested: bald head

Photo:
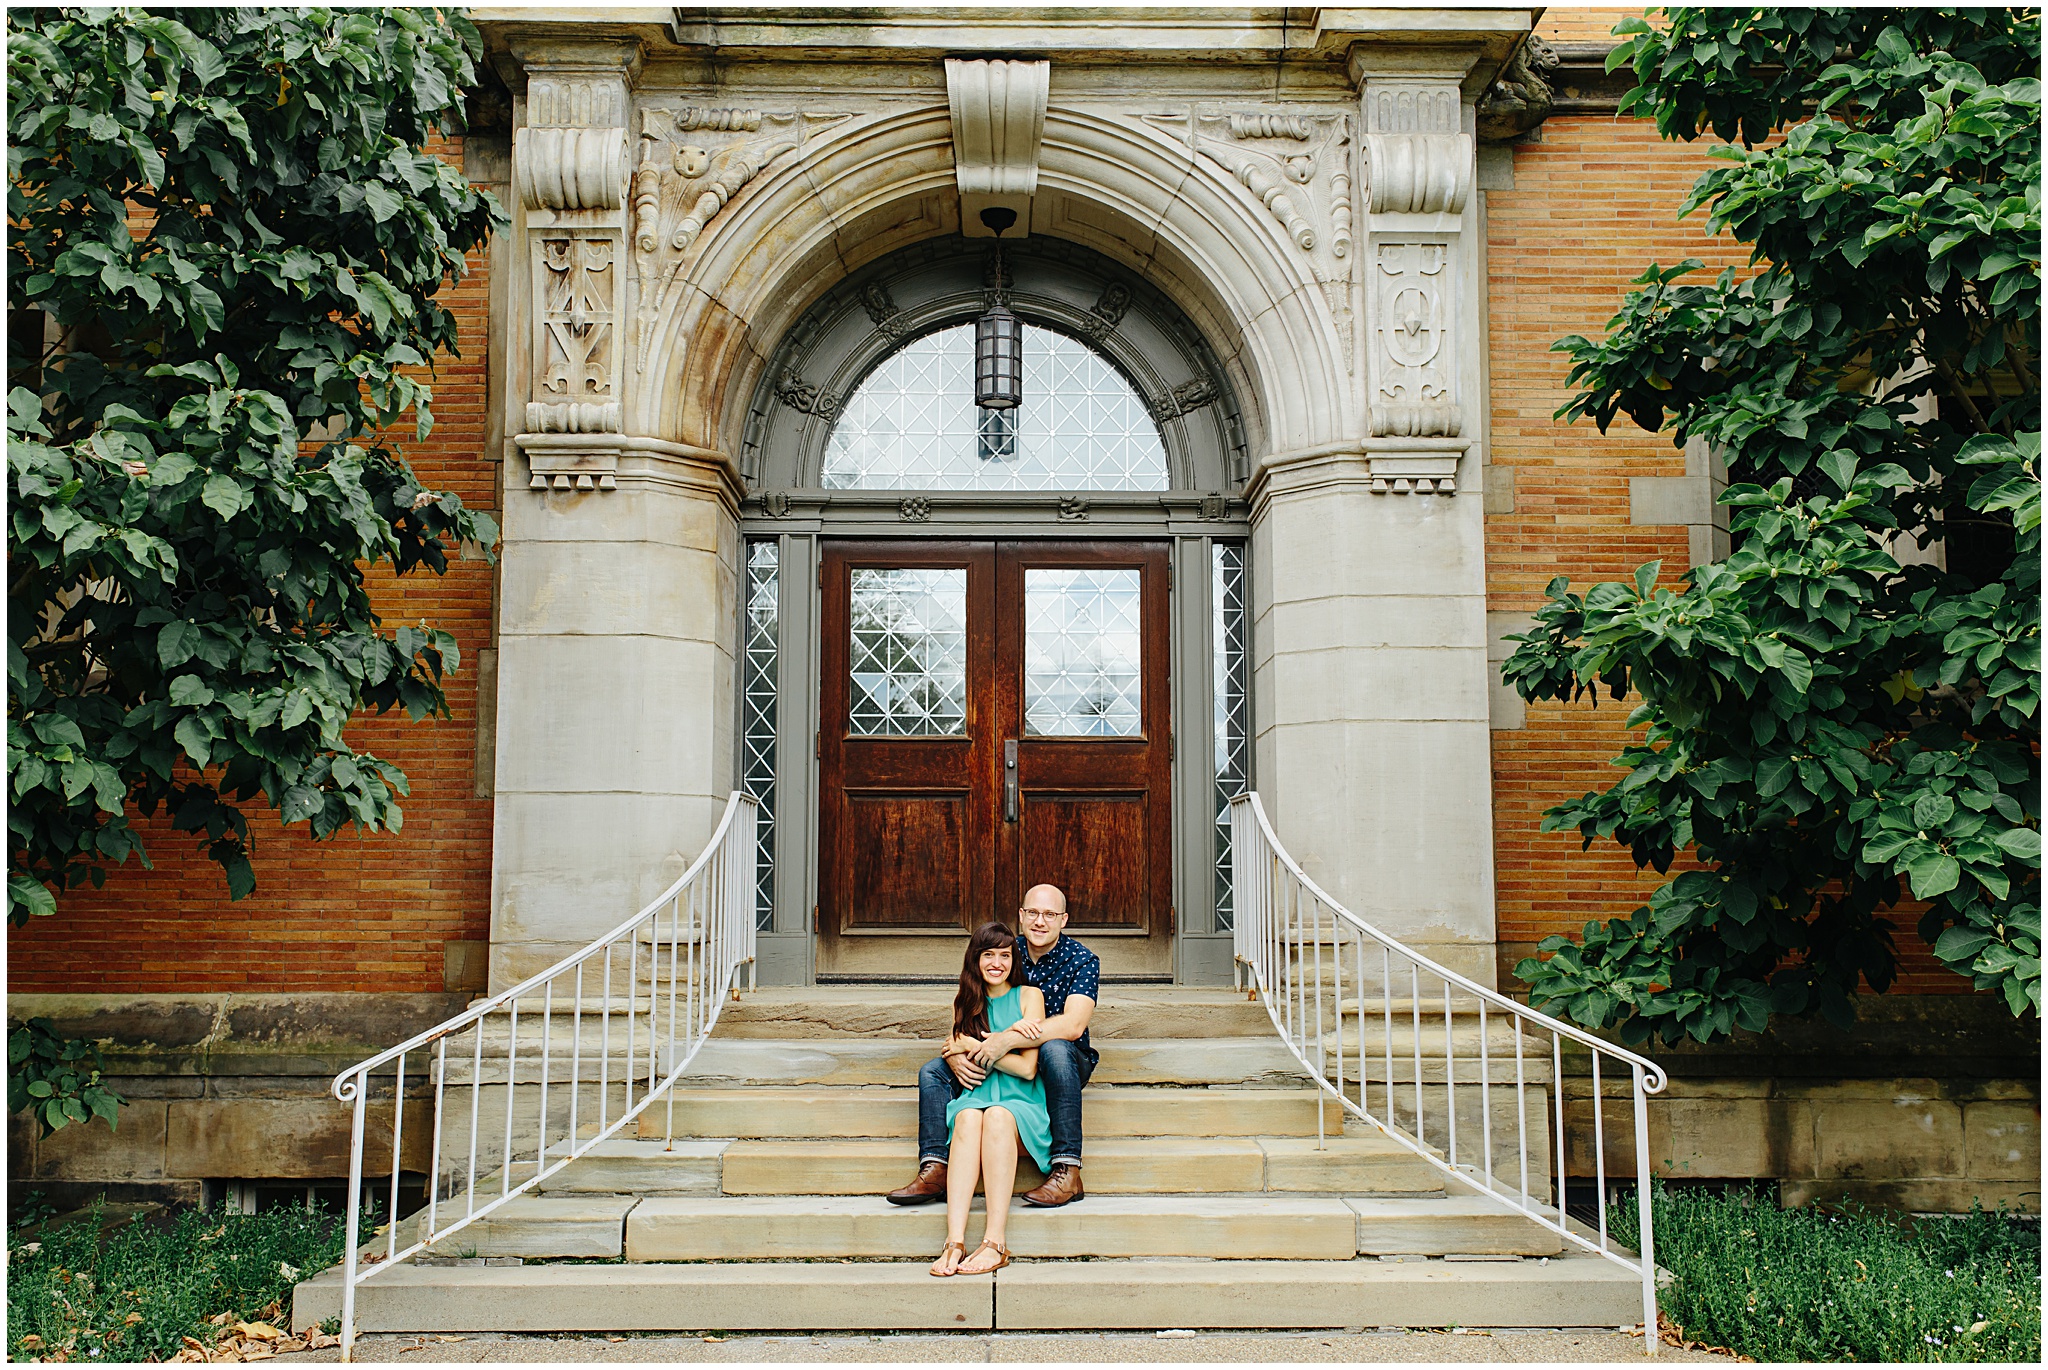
[1018,884,1069,953]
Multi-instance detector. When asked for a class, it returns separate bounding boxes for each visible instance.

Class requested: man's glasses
[1020,909,1066,926]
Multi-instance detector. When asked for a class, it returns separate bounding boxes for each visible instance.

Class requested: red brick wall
[7,136,498,995]
[1486,18,1967,993]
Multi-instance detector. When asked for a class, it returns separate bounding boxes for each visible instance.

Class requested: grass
[1618,1183,2041,1363]
[7,1198,350,1362]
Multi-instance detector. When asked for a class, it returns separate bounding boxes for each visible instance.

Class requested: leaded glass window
[848,568,969,735]
[1024,569,1143,736]
[821,324,1168,490]
[1213,543,1250,931]
[741,541,779,931]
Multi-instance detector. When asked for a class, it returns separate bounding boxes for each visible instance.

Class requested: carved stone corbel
[514,43,638,460]
[947,58,1049,235]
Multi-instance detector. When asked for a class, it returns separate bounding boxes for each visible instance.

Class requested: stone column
[1247,48,1497,985]
[489,40,742,987]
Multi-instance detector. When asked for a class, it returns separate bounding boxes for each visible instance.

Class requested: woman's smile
[979,948,1012,988]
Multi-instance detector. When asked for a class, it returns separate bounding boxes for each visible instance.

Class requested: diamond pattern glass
[848,568,968,736]
[1213,543,1250,930]
[822,324,1168,490]
[1024,569,1143,737]
[742,541,779,931]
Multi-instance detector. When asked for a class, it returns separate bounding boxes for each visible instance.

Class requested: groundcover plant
[1615,1183,2040,1362]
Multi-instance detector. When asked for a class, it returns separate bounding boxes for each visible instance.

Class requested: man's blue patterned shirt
[1014,932,1100,1070]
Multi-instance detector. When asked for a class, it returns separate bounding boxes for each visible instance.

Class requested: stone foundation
[8,991,2038,1214]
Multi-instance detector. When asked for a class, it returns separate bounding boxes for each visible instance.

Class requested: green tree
[7,11,502,934]
[1503,8,2040,1045]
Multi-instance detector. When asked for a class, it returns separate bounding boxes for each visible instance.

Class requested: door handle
[1003,739,1019,823]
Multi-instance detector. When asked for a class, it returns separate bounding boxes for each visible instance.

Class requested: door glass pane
[1024,568,1142,737]
[848,568,968,736]
[1213,542,1250,930]
[741,540,779,932]
[821,325,1168,490]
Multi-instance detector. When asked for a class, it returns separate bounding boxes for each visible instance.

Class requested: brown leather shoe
[1020,1162,1084,1207]
[886,1160,948,1205]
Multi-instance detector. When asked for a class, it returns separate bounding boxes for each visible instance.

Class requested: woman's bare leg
[959,1107,1019,1273]
[931,1110,982,1276]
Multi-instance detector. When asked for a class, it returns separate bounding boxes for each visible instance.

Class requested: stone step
[292,1253,1644,1334]
[679,1037,1309,1088]
[713,1135,1443,1197]
[623,1194,1365,1261]
[638,1086,1345,1140]
[533,1139,727,1195]
[444,1035,1311,1087]
[406,1194,638,1260]
[714,987,1274,1040]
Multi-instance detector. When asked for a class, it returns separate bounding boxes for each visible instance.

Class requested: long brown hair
[952,922,1019,1039]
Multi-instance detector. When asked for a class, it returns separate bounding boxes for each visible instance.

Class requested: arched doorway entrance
[738,239,1251,980]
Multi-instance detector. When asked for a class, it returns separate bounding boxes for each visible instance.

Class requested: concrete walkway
[279,1328,1736,1362]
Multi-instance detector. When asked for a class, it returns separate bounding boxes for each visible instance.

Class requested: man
[887,883,1099,1208]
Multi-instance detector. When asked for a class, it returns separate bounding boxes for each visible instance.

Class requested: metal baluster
[624,929,639,1115]
[1592,1049,1607,1251]
[1479,999,1493,1189]
[387,1052,406,1262]
[1512,1018,1528,1211]
[1553,1032,1567,1219]
[1444,978,1457,1168]
[537,982,553,1179]
[1312,898,1326,1149]
[1382,946,1394,1127]
[340,1076,366,1362]
[600,945,613,1134]
[568,964,583,1154]
[1633,1063,1659,1352]
[466,1023,483,1218]
[1410,961,1423,1150]
[500,1003,518,1198]
[427,1038,446,1241]
[1352,936,1368,1118]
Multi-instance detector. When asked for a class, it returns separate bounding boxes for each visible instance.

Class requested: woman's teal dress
[945,987,1053,1171]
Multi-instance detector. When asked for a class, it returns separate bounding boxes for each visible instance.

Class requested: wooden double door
[818,539,1173,977]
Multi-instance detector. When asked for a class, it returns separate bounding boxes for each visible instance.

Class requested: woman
[929,922,1052,1277]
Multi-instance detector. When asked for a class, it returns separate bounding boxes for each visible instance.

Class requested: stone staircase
[294,987,1641,1333]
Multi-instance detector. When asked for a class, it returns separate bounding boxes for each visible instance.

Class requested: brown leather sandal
[929,1239,967,1277]
[958,1238,1010,1275]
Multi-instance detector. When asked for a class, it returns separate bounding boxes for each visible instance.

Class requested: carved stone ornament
[1149,377,1220,423]
[529,232,622,438]
[1367,454,1459,496]
[898,497,932,523]
[947,58,1049,233]
[1361,83,1473,216]
[760,491,792,518]
[516,126,628,211]
[1079,280,1134,338]
[773,365,839,419]
[859,281,907,338]
[1369,241,1461,438]
[1152,109,1354,262]
[1057,496,1090,522]
[1476,35,1560,143]
[629,106,851,368]
[1199,492,1228,520]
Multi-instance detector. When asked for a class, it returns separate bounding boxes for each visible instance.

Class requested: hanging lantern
[974,300,1023,411]
[974,207,1022,411]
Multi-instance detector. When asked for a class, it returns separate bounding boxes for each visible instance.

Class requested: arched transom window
[820,324,1169,491]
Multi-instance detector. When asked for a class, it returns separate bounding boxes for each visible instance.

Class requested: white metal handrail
[1230,792,1668,1354]
[328,792,757,1360]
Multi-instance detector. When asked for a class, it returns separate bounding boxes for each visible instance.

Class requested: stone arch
[629,105,1352,472]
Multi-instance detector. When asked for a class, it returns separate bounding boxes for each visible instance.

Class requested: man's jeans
[917,1039,1093,1168]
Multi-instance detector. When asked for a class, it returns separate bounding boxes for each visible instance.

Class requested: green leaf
[200,473,250,520]
[1906,852,1962,900]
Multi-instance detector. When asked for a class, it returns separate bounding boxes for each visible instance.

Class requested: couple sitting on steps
[884,883,1099,1278]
